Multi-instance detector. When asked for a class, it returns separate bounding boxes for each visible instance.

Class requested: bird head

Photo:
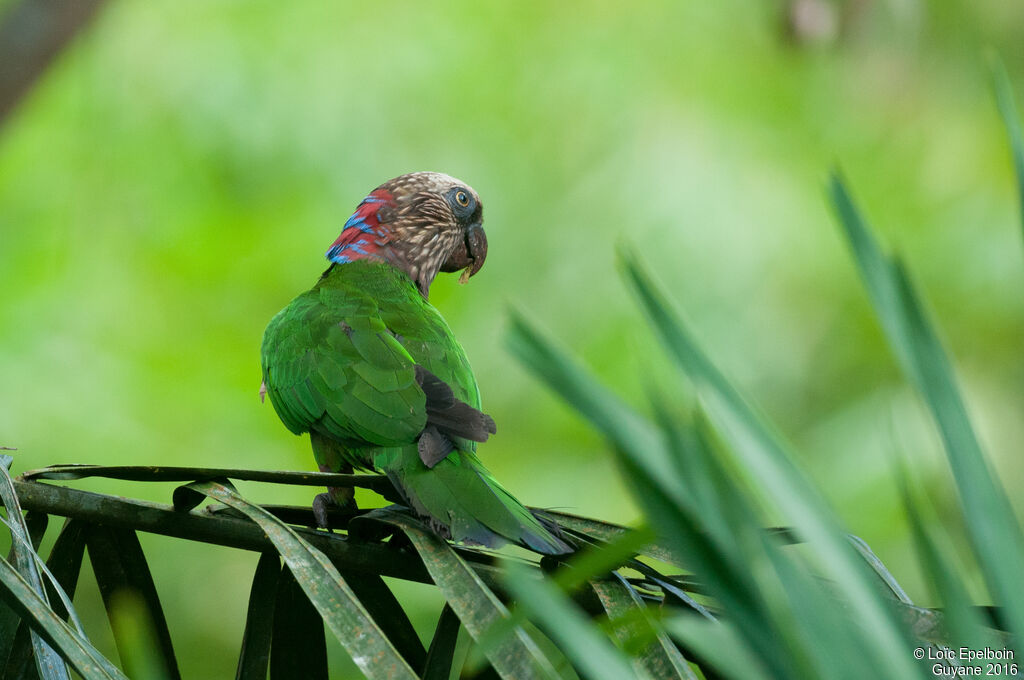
[326,172,487,298]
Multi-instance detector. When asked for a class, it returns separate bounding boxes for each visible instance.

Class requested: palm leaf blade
[830,174,1024,643]
[355,508,561,680]
[180,480,419,680]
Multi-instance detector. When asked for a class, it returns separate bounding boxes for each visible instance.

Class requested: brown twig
[4,479,532,592]
[0,0,107,126]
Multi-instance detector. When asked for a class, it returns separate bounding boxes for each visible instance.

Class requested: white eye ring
[455,190,470,207]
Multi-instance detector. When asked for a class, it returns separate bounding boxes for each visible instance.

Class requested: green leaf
[341,570,427,670]
[270,567,328,680]
[501,560,641,680]
[0,515,88,663]
[0,457,71,680]
[85,525,179,680]
[41,520,87,629]
[619,246,921,676]
[664,616,773,680]
[539,524,715,641]
[550,526,656,593]
[637,571,714,622]
[990,53,1024,234]
[108,590,174,680]
[181,480,419,680]
[830,174,1024,644]
[1,511,49,665]
[2,514,93,680]
[508,316,787,675]
[0,558,129,680]
[3,517,51,680]
[759,531,876,679]
[591,575,698,680]
[506,311,684,504]
[236,552,280,680]
[510,306,915,677]
[422,604,462,680]
[827,181,915,379]
[355,508,561,680]
[540,511,685,568]
[897,462,992,652]
[617,427,799,677]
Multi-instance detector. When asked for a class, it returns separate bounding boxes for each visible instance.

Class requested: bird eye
[455,190,470,207]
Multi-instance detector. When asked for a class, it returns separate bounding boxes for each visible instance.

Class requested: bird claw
[312,489,358,531]
[312,493,333,530]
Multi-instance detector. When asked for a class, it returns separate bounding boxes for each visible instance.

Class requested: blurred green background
[2,0,1023,677]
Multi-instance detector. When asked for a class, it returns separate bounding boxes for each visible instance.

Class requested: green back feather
[261,261,569,553]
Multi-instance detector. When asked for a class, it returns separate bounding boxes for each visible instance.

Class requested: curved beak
[441,222,488,281]
[463,223,488,277]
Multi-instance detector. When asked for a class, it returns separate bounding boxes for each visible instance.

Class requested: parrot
[260,172,571,555]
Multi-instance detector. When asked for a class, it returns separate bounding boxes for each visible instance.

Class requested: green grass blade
[550,526,655,593]
[760,533,884,679]
[827,181,916,378]
[628,413,813,677]
[540,511,686,567]
[506,311,684,502]
[182,480,419,680]
[508,316,790,675]
[540,523,714,654]
[501,560,641,680]
[896,462,992,651]
[663,616,773,680]
[0,558,129,680]
[830,175,1024,643]
[618,248,920,677]
[542,524,713,632]
[356,508,562,680]
[990,54,1024,233]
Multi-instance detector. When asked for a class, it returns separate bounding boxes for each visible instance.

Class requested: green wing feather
[261,261,570,554]
[261,271,426,467]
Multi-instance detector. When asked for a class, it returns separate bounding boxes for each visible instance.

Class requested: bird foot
[312,489,358,531]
